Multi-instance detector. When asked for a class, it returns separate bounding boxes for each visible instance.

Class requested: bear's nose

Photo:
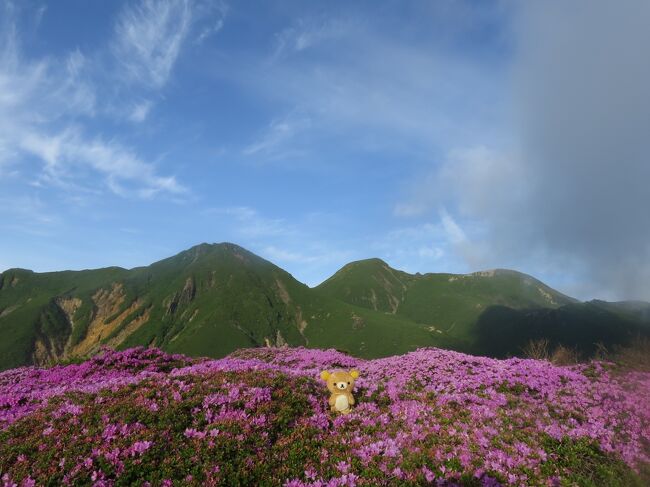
[338,383,346,389]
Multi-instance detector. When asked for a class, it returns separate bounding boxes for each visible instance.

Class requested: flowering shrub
[1,346,648,486]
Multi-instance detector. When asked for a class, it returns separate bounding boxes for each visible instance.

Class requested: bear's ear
[320,370,331,381]
[350,369,359,379]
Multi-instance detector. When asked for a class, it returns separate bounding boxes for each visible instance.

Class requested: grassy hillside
[0,244,454,371]
[0,266,130,370]
[474,302,650,359]
[2,243,648,371]
[589,299,650,324]
[315,260,578,347]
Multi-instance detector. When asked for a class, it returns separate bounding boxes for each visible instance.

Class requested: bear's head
[320,369,359,394]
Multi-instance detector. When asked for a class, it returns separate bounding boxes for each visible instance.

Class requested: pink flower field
[1,346,649,486]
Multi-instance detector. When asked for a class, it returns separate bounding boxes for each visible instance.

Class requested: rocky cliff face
[164,278,196,317]
[30,283,153,366]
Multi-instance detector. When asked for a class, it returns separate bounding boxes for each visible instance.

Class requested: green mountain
[316,259,576,347]
[1,243,648,371]
[474,302,650,358]
[0,243,457,371]
[315,258,650,357]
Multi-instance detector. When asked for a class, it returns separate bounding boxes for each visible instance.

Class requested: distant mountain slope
[314,258,416,313]
[588,299,650,324]
[315,259,577,348]
[0,266,130,371]
[2,243,648,371]
[0,244,454,371]
[474,302,650,358]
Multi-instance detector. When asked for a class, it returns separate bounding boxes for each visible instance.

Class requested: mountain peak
[186,241,245,253]
[319,257,404,285]
[173,242,255,262]
[345,257,391,269]
[469,268,527,278]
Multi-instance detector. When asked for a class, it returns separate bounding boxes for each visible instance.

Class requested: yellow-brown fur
[320,369,359,414]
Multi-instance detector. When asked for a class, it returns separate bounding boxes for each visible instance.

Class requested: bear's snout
[336,382,347,390]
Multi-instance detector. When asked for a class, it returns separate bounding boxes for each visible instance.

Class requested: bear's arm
[328,394,336,407]
[348,393,355,405]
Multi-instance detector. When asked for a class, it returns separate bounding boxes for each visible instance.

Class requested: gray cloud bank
[408,1,650,301]
[510,0,650,300]
[511,1,650,300]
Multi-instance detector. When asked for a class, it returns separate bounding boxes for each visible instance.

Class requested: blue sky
[1,1,649,301]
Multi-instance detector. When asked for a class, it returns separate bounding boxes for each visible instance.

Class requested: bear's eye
[347,381,350,384]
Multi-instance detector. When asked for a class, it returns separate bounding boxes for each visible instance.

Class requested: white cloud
[0,195,59,225]
[112,0,192,89]
[271,18,348,60]
[367,209,497,276]
[112,0,227,89]
[205,206,295,238]
[440,147,527,219]
[199,205,358,286]
[34,5,46,28]
[194,2,227,44]
[261,246,320,265]
[393,203,428,218]
[439,209,467,245]
[418,246,444,260]
[243,112,311,160]
[0,18,185,200]
[391,144,537,273]
[0,195,61,237]
[369,221,463,274]
[20,129,186,198]
[258,243,356,287]
[231,15,501,161]
[129,100,153,123]
[394,146,525,222]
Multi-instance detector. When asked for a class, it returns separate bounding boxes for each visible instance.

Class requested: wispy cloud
[0,195,59,225]
[243,112,311,160]
[260,244,355,286]
[395,146,525,222]
[261,246,321,265]
[370,211,491,275]
[112,0,227,89]
[439,209,467,245]
[370,222,451,274]
[235,15,501,161]
[201,206,356,286]
[393,203,428,218]
[21,129,186,198]
[205,206,295,238]
[270,18,348,61]
[128,100,153,123]
[215,7,505,180]
[0,7,186,200]
[0,195,61,237]
[34,5,47,28]
[193,1,227,44]
[112,0,192,89]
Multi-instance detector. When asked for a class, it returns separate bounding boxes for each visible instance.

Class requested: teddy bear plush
[320,369,360,414]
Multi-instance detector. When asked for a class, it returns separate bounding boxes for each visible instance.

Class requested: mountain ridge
[0,243,458,370]
[1,242,648,371]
